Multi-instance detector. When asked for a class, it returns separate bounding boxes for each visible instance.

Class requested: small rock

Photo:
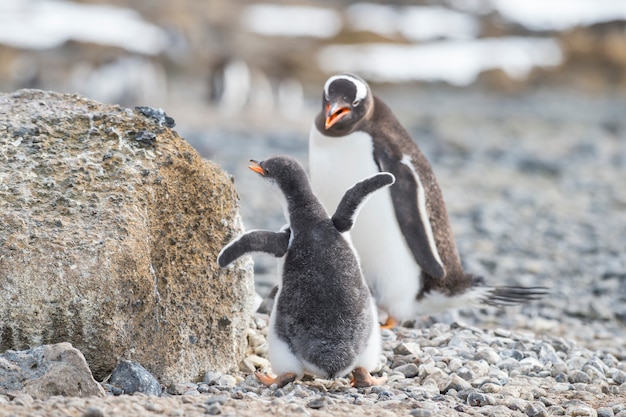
[448,334,470,350]
[519,357,543,373]
[567,406,598,417]
[204,371,221,385]
[612,370,626,385]
[410,409,433,417]
[420,379,440,396]
[480,383,502,393]
[144,402,165,413]
[110,361,162,396]
[598,407,615,417]
[445,374,471,392]
[525,402,549,417]
[205,394,229,405]
[287,403,310,415]
[11,394,33,407]
[394,342,421,356]
[216,375,237,388]
[494,328,511,337]
[377,390,395,401]
[475,348,501,365]
[448,358,463,372]
[569,370,592,384]
[82,406,105,417]
[307,397,333,409]
[167,382,198,395]
[456,367,475,381]
[554,373,569,383]
[466,391,496,406]
[505,398,528,411]
[103,383,123,396]
[547,405,566,415]
[204,404,222,415]
[394,363,419,378]
[0,343,105,399]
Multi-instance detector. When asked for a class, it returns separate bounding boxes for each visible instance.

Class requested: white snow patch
[241,4,342,39]
[490,0,626,31]
[0,0,167,54]
[347,3,480,41]
[318,37,563,86]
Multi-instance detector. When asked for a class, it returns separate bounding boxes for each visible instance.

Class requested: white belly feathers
[309,126,421,320]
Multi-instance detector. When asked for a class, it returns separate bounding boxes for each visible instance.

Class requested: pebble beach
[1,86,625,416]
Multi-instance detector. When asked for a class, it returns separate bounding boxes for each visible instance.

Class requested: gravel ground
[2,86,625,416]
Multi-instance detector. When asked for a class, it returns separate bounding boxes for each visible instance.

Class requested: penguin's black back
[275,217,373,378]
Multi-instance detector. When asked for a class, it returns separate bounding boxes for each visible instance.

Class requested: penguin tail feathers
[468,274,548,306]
[482,285,549,307]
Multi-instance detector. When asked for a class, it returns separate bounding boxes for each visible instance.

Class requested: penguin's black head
[249,155,309,195]
[321,73,372,135]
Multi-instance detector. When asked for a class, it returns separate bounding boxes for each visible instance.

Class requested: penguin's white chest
[309,126,421,320]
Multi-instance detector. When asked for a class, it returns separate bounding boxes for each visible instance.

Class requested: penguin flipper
[217,229,290,267]
[377,154,445,279]
[332,172,395,233]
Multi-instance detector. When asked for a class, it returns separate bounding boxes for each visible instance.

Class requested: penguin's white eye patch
[352,99,361,107]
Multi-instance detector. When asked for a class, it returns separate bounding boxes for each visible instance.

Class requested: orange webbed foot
[380,316,397,330]
[255,371,297,388]
[350,367,387,388]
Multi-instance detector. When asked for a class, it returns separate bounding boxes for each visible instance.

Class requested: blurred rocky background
[1,0,625,126]
[1,0,625,349]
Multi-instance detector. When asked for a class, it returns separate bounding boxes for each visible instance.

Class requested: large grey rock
[0,89,254,384]
[0,342,105,399]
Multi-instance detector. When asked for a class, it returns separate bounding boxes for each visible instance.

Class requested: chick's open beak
[248,160,265,176]
[325,101,351,130]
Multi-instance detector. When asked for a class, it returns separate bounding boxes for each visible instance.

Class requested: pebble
[598,407,615,417]
[394,363,420,378]
[466,391,496,406]
[82,406,105,417]
[612,370,626,385]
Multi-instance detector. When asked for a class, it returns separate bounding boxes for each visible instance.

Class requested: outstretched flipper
[217,229,291,267]
[332,172,395,233]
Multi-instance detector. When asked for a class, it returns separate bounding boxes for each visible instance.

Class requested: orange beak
[325,102,351,130]
[248,159,265,176]
[248,160,265,176]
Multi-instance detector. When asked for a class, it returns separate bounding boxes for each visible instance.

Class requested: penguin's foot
[350,367,387,388]
[380,316,397,330]
[255,371,297,388]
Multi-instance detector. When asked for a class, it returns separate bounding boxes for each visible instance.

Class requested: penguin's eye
[352,99,361,107]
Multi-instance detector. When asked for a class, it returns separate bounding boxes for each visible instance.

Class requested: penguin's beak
[248,160,266,176]
[325,100,351,130]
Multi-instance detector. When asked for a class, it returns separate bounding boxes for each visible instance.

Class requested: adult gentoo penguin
[309,73,547,327]
[218,155,395,388]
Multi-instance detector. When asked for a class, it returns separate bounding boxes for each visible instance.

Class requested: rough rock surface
[0,342,105,399]
[0,89,255,384]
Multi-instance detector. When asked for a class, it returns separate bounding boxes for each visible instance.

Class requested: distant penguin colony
[309,73,547,328]
[218,155,394,387]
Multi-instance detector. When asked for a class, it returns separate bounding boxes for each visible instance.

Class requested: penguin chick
[310,73,548,328]
[218,155,395,388]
